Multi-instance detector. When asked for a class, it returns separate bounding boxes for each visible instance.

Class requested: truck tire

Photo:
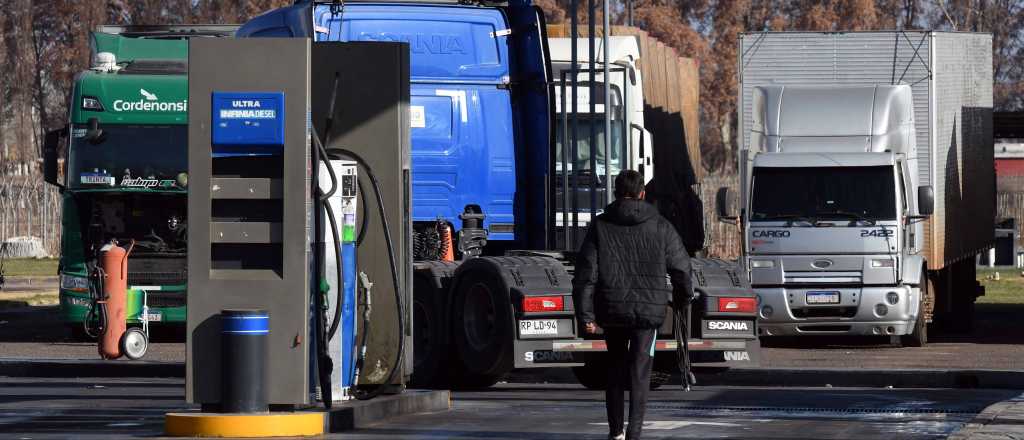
[410,272,449,388]
[902,312,928,347]
[452,270,514,382]
[902,277,929,347]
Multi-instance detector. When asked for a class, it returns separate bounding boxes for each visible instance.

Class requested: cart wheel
[121,328,148,360]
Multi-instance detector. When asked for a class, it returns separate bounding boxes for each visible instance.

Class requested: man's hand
[584,321,600,335]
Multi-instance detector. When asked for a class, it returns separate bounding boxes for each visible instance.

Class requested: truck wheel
[902,314,928,347]
[902,281,929,347]
[410,273,449,388]
[452,271,513,382]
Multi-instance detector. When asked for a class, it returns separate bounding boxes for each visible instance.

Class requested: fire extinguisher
[98,239,133,360]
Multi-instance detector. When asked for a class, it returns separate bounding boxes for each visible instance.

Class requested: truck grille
[784,271,862,284]
[127,256,187,286]
[127,270,187,286]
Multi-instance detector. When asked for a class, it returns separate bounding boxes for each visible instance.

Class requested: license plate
[519,319,558,336]
[806,291,841,304]
[142,312,162,322]
[80,174,114,185]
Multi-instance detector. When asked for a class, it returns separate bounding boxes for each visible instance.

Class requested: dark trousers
[604,327,656,439]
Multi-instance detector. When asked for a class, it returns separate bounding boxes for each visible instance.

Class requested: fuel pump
[185,37,410,412]
[322,160,358,401]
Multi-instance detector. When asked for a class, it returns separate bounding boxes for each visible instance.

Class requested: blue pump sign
[211,92,285,146]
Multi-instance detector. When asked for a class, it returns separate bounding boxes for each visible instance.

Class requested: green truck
[43,26,235,339]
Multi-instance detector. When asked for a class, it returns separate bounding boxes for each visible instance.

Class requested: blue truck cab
[239,1,551,251]
[239,1,577,388]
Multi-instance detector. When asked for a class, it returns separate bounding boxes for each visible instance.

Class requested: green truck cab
[43,26,235,338]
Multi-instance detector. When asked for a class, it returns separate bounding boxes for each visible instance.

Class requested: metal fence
[998,191,1024,244]
[0,174,61,256]
[700,172,741,260]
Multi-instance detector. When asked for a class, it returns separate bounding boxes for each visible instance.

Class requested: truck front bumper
[59,288,187,325]
[755,284,920,337]
[528,337,761,368]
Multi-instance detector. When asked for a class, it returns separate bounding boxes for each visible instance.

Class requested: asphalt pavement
[4,303,1024,369]
[0,377,1018,439]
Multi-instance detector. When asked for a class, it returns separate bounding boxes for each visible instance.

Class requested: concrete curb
[326,390,451,431]
[508,367,1024,390]
[702,367,1024,390]
[947,392,1024,439]
[0,358,184,378]
[1,359,1022,390]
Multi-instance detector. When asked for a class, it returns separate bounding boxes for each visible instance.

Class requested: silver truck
[719,31,994,346]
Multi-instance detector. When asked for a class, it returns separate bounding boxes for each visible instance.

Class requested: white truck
[720,31,994,346]
[548,36,652,234]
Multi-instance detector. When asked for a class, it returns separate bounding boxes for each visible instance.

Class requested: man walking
[573,170,693,440]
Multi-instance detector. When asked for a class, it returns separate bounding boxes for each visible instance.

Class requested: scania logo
[752,230,790,238]
[707,321,750,331]
[358,32,466,54]
[724,351,751,362]
[524,350,574,363]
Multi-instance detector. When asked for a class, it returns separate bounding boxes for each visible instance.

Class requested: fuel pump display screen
[211,92,285,147]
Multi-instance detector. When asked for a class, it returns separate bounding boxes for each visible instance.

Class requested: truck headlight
[81,96,104,111]
[60,274,89,292]
[750,259,775,268]
[870,259,894,268]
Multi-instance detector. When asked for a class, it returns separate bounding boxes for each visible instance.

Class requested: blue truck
[239,0,759,389]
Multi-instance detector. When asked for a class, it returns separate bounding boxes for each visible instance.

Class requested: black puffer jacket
[572,199,692,329]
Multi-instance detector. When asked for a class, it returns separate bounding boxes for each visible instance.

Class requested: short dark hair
[614,170,644,199]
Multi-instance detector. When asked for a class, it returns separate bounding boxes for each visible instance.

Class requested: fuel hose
[328,147,405,401]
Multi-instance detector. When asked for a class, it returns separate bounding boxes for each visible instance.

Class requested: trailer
[726,31,994,344]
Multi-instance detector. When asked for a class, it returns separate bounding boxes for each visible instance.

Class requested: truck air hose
[329,147,405,401]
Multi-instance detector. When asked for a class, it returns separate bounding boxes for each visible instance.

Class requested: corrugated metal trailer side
[930,32,994,268]
[738,31,994,270]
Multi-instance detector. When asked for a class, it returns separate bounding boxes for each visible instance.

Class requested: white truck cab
[548,37,653,185]
[724,85,934,345]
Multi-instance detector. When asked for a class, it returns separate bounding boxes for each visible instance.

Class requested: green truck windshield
[69,124,186,189]
[751,166,897,222]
